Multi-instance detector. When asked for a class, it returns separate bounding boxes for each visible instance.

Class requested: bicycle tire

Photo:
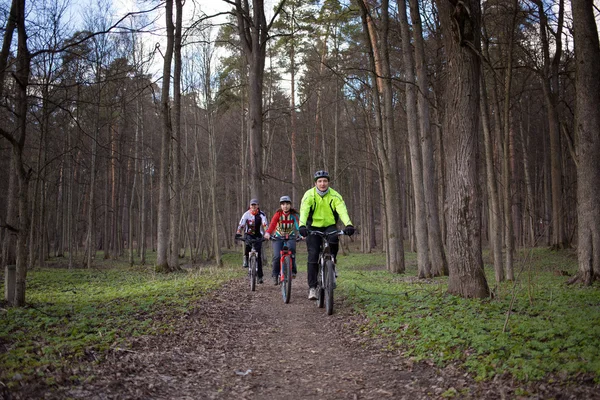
[316,263,325,308]
[249,256,257,292]
[281,256,292,303]
[324,259,335,315]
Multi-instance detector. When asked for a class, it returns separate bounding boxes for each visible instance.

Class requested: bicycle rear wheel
[324,260,335,315]
[249,256,257,292]
[281,256,292,303]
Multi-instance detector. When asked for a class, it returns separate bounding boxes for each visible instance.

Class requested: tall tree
[227,0,285,202]
[398,0,431,278]
[534,0,567,249]
[569,0,600,285]
[437,0,489,298]
[0,0,31,306]
[408,0,447,277]
[156,0,175,271]
[357,0,405,274]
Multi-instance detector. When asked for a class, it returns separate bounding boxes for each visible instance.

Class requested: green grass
[336,247,600,382]
[1,247,599,389]
[0,251,244,388]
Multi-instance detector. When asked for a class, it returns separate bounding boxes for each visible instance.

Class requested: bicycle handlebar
[236,235,266,246]
[268,236,303,242]
[307,229,346,239]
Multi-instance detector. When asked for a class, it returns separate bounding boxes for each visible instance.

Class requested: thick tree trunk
[569,0,600,285]
[437,0,489,298]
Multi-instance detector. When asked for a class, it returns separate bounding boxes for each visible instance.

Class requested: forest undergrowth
[1,247,598,391]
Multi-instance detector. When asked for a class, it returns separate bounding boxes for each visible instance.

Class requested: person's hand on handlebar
[264,232,271,240]
[344,225,355,236]
[299,226,308,237]
[235,233,242,240]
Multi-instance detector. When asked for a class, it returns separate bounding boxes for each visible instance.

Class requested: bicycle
[271,235,301,304]
[309,229,345,315]
[236,235,265,291]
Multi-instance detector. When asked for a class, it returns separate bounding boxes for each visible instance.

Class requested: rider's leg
[271,240,282,278]
[289,240,297,274]
[306,233,322,289]
[255,241,264,279]
[325,225,340,263]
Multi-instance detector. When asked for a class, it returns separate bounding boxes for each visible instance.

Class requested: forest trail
[20,272,598,400]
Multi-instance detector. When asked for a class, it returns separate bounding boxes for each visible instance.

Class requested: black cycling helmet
[279,195,291,203]
[313,170,330,182]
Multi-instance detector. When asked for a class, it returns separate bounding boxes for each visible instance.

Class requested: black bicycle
[309,229,345,315]
[236,235,264,291]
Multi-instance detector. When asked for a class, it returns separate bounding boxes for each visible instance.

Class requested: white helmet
[279,195,291,203]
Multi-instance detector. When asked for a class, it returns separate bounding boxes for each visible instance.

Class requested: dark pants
[245,239,263,278]
[306,225,339,289]
[271,239,297,277]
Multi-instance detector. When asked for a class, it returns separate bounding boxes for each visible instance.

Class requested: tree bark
[398,0,431,278]
[168,0,183,271]
[569,0,600,285]
[535,0,566,249]
[437,0,489,298]
[156,0,174,271]
[408,0,447,276]
[357,0,405,273]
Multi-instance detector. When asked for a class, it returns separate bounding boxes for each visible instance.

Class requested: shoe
[273,276,278,285]
[258,278,263,284]
[308,288,317,300]
[292,273,296,279]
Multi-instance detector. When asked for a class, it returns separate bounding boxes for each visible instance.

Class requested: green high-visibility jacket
[299,187,352,228]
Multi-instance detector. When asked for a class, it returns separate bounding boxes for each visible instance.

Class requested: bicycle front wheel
[324,260,335,315]
[316,263,325,308]
[249,256,257,292]
[281,256,292,303]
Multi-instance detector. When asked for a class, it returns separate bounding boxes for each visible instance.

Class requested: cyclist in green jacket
[298,170,355,300]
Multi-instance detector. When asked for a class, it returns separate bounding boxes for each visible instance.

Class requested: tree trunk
[535,0,566,249]
[398,0,431,278]
[480,76,504,284]
[168,0,183,271]
[569,0,600,285]
[437,0,489,298]
[408,0,447,276]
[501,0,518,281]
[156,0,174,271]
[358,0,405,273]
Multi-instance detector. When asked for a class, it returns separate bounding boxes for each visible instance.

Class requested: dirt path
[19,273,600,400]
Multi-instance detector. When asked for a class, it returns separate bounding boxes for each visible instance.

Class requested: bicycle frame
[271,235,300,303]
[309,229,344,314]
[237,235,264,291]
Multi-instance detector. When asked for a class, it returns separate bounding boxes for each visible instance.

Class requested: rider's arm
[236,212,249,235]
[333,193,353,227]
[260,211,269,235]
[266,211,280,235]
[299,189,313,227]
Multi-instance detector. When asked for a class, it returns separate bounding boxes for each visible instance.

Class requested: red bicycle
[271,235,299,303]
